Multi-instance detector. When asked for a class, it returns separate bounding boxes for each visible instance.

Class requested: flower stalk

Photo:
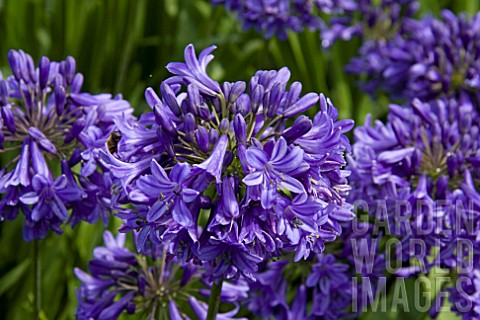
[206,278,223,320]
[33,239,41,320]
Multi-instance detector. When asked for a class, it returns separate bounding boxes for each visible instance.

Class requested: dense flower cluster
[247,246,383,320]
[347,10,480,102]
[75,231,248,319]
[102,44,354,280]
[320,0,418,47]
[212,0,418,44]
[348,97,480,273]
[0,50,133,240]
[212,0,325,39]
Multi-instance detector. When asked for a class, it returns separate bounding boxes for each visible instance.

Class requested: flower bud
[234,114,247,145]
[8,50,22,81]
[229,81,246,104]
[209,128,219,148]
[284,81,302,107]
[71,74,84,94]
[251,84,264,114]
[145,87,161,108]
[282,115,312,143]
[154,103,177,138]
[184,113,196,142]
[219,118,229,132]
[64,56,76,84]
[266,82,283,118]
[0,80,9,105]
[1,104,16,133]
[196,127,209,153]
[39,57,50,90]
[55,86,66,116]
[157,127,175,158]
[235,93,250,116]
[446,153,457,177]
[223,150,234,168]
[222,82,231,101]
[160,82,181,116]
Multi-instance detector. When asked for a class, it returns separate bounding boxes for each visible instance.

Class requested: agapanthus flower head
[320,0,419,47]
[347,10,480,102]
[348,97,480,273]
[212,0,326,39]
[247,252,375,320]
[0,50,133,240]
[75,231,248,320]
[103,43,354,281]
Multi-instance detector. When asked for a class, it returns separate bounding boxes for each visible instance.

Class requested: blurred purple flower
[75,231,248,319]
[348,97,480,273]
[212,0,325,40]
[320,0,418,47]
[248,253,368,319]
[347,10,480,102]
[0,50,133,240]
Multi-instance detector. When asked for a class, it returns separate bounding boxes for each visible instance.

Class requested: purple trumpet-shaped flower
[195,134,229,183]
[166,44,222,96]
[210,175,240,226]
[243,137,307,209]
[273,194,342,262]
[0,50,134,240]
[136,160,199,226]
[105,43,354,281]
[199,231,263,280]
[19,174,77,222]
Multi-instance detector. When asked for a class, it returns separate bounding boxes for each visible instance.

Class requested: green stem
[158,248,167,285]
[219,94,228,120]
[206,278,224,320]
[254,115,282,140]
[33,239,41,320]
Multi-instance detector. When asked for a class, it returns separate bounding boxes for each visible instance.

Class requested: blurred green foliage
[0,0,477,319]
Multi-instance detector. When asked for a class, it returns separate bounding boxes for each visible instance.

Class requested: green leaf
[0,259,31,296]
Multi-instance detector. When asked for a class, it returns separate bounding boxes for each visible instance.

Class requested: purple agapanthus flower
[136,160,199,226]
[320,0,418,47]
[243,137,306,208]
[75,231,248,319]
[348,97,480,274]
[102,43,354,281]
[247,251,376,320]
[213,0,418,52]
[0,50,134,240]
[347,10,480,102]
[212,0,325,39]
